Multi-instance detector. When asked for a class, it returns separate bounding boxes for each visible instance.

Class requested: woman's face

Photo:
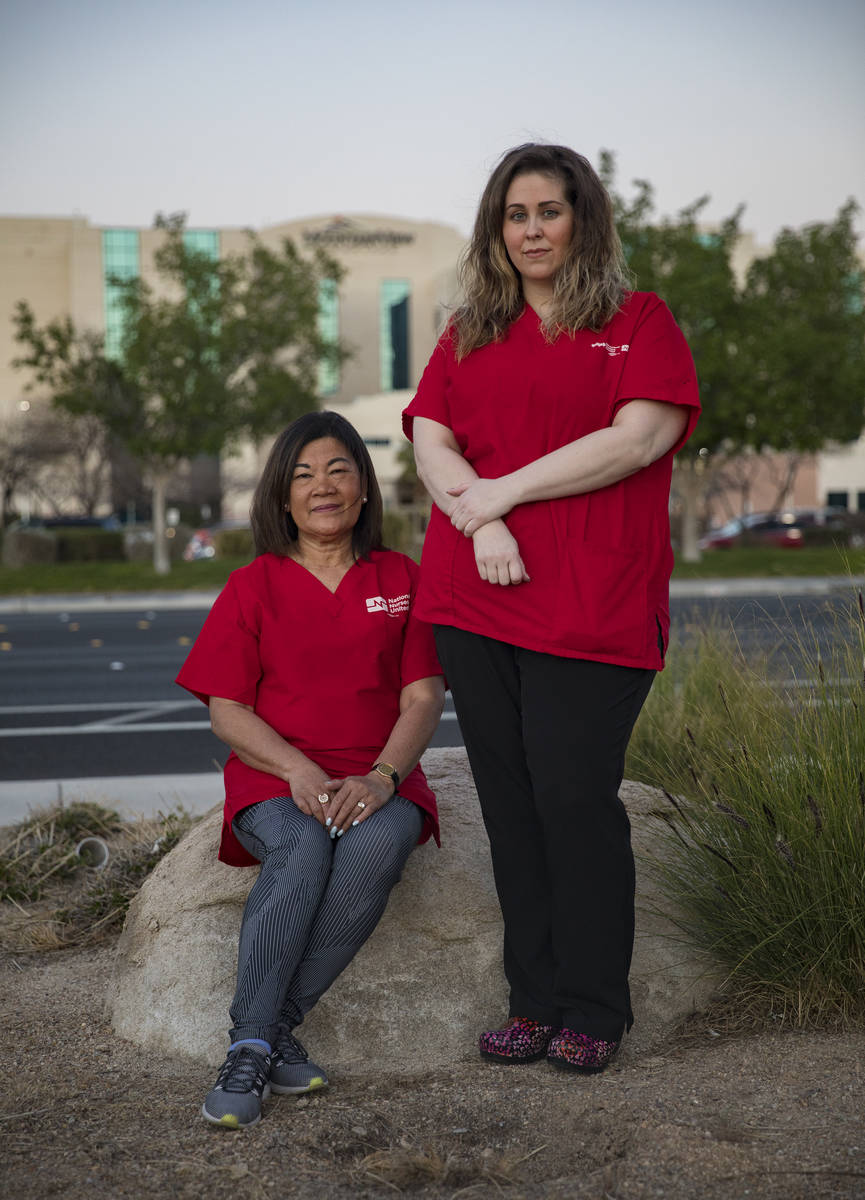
[501,171,574,303]
[287,436,364,543]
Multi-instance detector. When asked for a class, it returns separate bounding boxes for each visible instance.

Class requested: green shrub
[213,526,254,558]
[1,527,57,567]
[55,528,125,562]
[381,504,428,561]
[629,592,865,1026]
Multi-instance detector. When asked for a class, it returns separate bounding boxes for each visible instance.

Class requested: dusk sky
[2,0,863,246]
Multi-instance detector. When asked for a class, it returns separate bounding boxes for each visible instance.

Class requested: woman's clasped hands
[290,763,394,839]
[447,480,530,587]
[447,477,513,535]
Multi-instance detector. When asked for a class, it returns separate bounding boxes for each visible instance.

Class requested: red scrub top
[176,549,443,866]
[402,291,700,669]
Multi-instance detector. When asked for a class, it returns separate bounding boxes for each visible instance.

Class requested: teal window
[380,280,410,390]
[317,279,340,396]
[102,229,140,359]
[183,229,220,259]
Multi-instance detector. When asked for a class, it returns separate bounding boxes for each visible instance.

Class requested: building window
[857,491,865,513]
[102,230,140,359]
[183,229,220,259]
[826,491,849,510]
[380,279,410,390]
[364,437,391,447]
[317,279,340,396]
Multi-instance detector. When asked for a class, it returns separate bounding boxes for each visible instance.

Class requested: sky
[1,0,863,246]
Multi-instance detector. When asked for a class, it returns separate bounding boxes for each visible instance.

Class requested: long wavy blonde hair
[453,144,630,359]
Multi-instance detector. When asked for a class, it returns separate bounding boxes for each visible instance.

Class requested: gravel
[2,945,863,1199]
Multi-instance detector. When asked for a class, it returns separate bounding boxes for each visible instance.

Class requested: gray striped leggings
[228,794,423,1045]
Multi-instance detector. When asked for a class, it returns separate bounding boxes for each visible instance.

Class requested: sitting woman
[177,410,444,1129]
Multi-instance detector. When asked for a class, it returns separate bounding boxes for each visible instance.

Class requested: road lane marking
[0,701,198,715]
[0,712,459,737]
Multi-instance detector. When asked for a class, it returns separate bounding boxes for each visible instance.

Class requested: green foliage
[629,595,865,1024]
[12,215,349,572]
[600,153,865,462]
[742,201,865,452]
[0,555,250,594]
[1,527,56,568]
[55,528,125,563]
[212,526,254,558]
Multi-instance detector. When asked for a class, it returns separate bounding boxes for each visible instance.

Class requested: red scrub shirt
[176,550,443,866]
[402,291,700,669]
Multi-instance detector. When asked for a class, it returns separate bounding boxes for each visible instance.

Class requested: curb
[0,773,222,826]
[0,576,863,614]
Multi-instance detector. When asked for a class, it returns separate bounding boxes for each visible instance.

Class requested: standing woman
[403,144,700,1074]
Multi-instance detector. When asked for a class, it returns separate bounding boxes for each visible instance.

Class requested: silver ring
[317,793,329,805]
[356,801,366,810]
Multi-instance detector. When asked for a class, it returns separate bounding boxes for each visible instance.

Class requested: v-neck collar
[282,553,360,606]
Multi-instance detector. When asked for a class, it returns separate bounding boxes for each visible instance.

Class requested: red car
[699,511,806,550]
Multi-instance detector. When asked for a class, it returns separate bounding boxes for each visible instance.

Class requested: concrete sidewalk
[0,773,221,827]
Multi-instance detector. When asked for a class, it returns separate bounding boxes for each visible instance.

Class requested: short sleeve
[399,561,444,687]
[402,331,453,442]
[175,573,262,706]
[613,297,701,452]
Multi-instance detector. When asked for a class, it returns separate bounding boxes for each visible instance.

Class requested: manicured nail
[351,819,359,827]
[325,817,331,827]
[336,829,344,837]
[329,827,336,839]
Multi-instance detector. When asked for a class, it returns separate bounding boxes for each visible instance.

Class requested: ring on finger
[317,793,329,805]
[356,801,366,810]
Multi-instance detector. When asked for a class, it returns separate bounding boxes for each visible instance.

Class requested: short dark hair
[250,410,384,560]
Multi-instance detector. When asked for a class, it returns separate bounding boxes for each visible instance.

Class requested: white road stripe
[0,712,460,737]
[0,701,196,715]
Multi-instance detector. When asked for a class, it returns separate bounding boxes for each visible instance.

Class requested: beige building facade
[0,212,464,519]
[1,211,861,525]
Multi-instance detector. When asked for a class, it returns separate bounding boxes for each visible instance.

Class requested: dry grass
[0,801,198,952]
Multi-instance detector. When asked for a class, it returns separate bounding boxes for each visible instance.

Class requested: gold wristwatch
[372,762,399,794]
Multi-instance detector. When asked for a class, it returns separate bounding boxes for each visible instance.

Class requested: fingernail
[336,829,344,837]
[329,827,336,839]
[325,817,331,827]
[352,819,359,827]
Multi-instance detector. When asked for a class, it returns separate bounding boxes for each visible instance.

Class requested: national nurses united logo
[591,342,629,357]
[365,594,410,617]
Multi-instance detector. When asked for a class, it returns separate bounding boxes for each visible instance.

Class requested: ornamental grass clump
[627,592,865,1026]
[0,801,197,951]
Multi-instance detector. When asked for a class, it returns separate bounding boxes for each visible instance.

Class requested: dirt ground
[1,945,863,1200]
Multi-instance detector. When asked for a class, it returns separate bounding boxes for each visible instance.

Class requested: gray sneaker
[202,1044,271,1129]
[270,1029,329,1095]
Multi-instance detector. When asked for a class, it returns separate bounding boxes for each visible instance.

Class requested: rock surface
[108,747,722,1071]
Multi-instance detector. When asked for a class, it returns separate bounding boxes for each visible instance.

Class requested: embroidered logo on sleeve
[365,594,410,617]
[591,342,629,357]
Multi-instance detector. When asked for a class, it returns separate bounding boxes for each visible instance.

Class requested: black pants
[434,625,655,1041]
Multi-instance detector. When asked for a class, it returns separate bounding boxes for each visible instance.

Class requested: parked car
[183,519,250,561]
[698,508,849,550]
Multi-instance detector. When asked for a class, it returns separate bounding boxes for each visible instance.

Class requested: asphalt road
[0,590,859,783]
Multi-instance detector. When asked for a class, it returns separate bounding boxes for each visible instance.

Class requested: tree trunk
[676,457,703,563]
[151,472,171,576]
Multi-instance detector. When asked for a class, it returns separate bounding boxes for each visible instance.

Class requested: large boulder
[108,748,722,1072]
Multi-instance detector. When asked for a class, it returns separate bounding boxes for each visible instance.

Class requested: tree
[600,154,865,559]
[14,215,346,572]
[741,200,865,453]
